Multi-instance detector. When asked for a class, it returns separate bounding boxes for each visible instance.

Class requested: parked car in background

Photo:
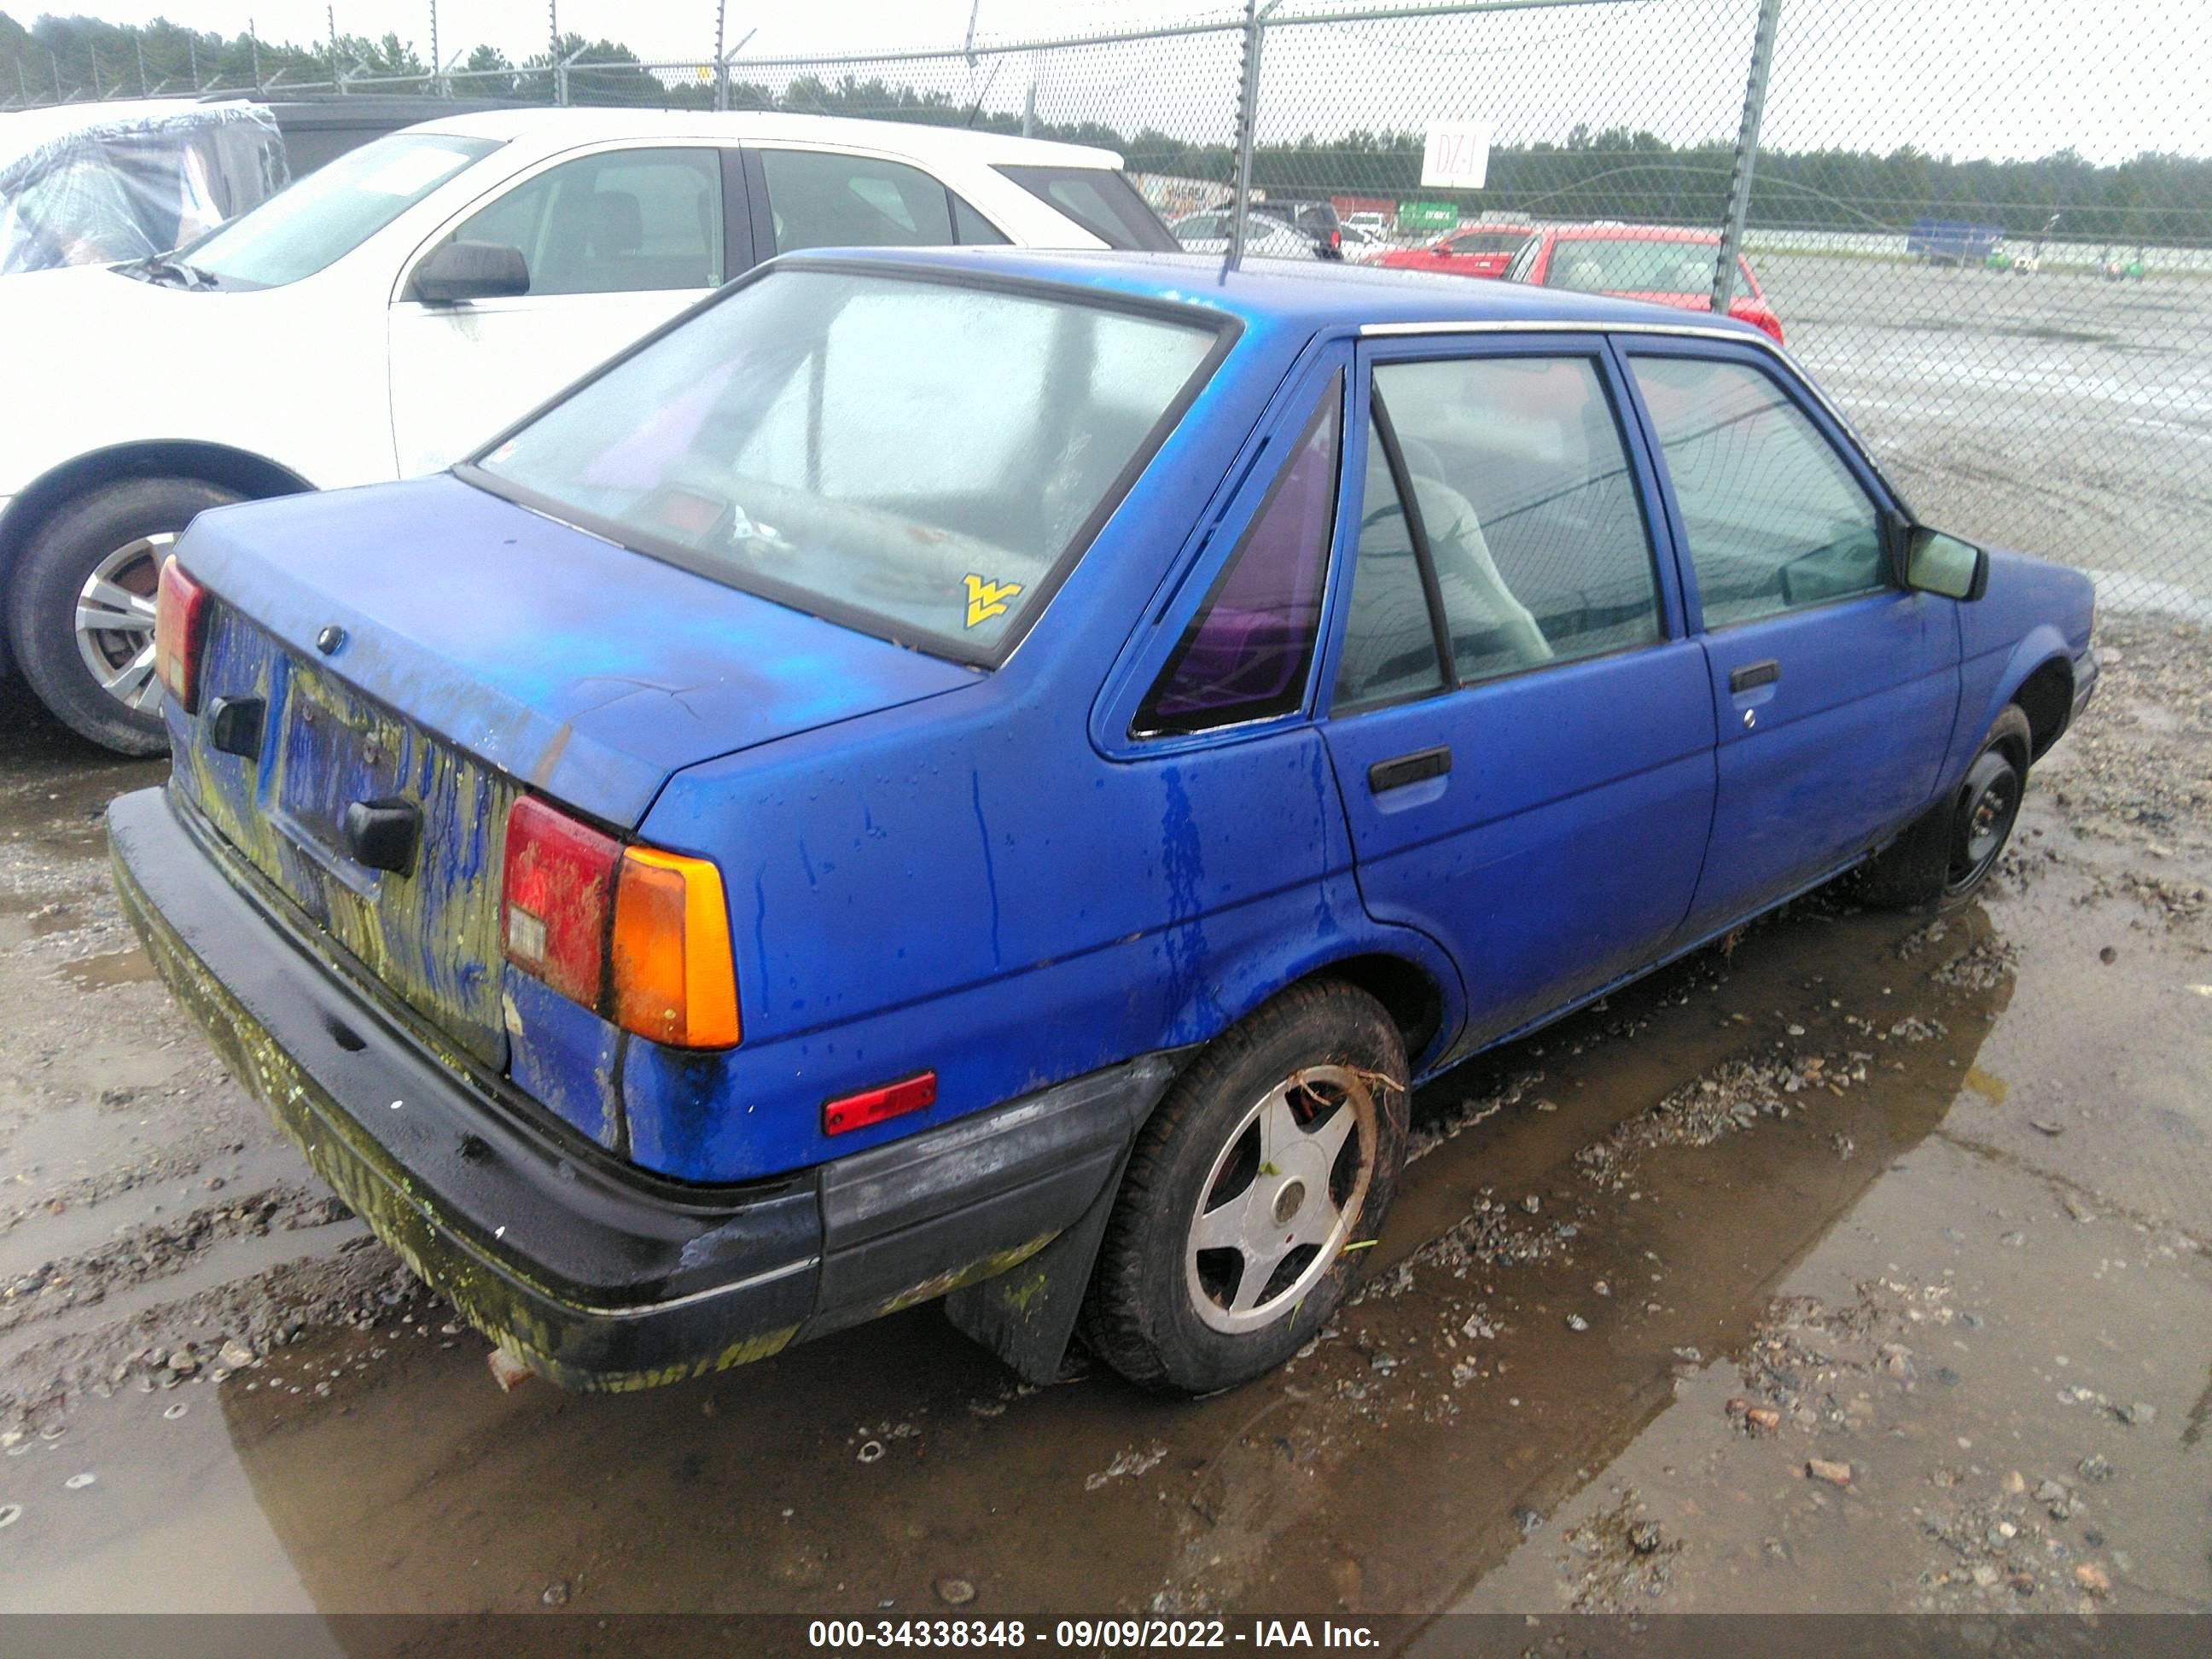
[1906,218,2005,267]
[0,99,284,274]
[1342,209,1390,240]
[116,248,2093,1399]
[0,109,1177,753]
[1336,219,1390,262]
[1376,222,1534,279]
[0,94,527,276]
[1169,207,1315,261]
[1502,224,1784,343]
[1266,196,1345,259]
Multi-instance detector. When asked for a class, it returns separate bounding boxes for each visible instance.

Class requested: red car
[1503,225,1784,344]
[1376,224,1535,280]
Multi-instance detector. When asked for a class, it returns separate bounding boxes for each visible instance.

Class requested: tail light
[153,556,207,713]
[612,848,740,1048]
[502,797,741,1050]
[1328,229,1342,253]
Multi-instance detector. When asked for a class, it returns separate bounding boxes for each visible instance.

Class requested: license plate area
[271,668,411,895]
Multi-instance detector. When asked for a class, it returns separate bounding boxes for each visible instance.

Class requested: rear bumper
[109,784,1172,1391]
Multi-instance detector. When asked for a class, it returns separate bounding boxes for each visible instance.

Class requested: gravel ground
[0,621,2207,1621]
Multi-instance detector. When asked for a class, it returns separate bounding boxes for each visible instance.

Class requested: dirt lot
[0,614,2208,1625]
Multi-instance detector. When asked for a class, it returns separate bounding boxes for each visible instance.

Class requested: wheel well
[2012,659,2074,762]
[0,441,314,590]
[1315,953,1446,1064]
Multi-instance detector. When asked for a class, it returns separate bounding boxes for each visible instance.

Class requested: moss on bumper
[111,835,796,1393]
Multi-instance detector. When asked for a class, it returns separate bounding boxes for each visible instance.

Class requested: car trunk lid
[168,474,979,1064]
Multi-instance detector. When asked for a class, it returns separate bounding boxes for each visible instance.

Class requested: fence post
[1712,0,1784,315]
[1228,0,1275,271]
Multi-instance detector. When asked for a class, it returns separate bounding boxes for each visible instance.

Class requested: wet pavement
[0,622,2208,1622]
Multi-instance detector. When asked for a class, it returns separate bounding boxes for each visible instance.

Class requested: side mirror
[1902,525,1988,602]
[410,239,529,305]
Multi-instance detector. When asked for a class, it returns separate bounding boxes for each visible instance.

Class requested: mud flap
[942,1145,1131,1385]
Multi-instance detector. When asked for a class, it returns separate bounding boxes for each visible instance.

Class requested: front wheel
[1859,705,2032,912]
[8,476,241,754]
[1081,980,1408,1394]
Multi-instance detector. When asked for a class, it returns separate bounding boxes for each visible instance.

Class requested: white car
[0,108,1177,751]
[1167,209,1315,262]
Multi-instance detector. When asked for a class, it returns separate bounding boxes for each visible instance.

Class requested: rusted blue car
[112,249,2096,1394]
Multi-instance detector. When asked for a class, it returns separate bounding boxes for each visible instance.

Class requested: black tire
[1859,705,2033,912]
[8,476,240,755]
[1080,980,1409,1394]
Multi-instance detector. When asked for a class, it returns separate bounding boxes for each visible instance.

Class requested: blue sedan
[112,249,2096,1395]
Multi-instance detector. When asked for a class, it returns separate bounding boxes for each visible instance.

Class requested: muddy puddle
[11,866,2204,1622]
[1,643,2209,1625]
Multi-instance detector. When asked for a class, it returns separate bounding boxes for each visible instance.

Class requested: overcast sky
[61,1,2212,164]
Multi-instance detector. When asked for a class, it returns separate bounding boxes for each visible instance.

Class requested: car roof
[1546,224,1721,246]
[402,108,1123,169]
[800,245,1770,341]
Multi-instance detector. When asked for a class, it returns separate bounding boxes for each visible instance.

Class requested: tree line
[5,14,2204,247]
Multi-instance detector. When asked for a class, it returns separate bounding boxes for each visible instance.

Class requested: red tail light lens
[824,1072,937,1137]
[153,556,207,713]
[1328,229,1342,251]
[501,796,742,1050]
[502,796,620,1009]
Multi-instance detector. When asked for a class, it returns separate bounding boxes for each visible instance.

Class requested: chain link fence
[6,1,2206,614]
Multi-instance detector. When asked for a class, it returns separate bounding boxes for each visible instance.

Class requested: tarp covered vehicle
[0,99,286,274]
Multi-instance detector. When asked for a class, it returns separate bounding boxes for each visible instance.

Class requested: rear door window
[1332,416,1449,712]
[757,149,1001,252]
[1348,355,1662,691]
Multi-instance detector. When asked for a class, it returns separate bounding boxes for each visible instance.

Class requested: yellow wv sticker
[963,573,1023,629]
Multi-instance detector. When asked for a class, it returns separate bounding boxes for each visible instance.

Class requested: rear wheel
[1859,705,2032,912]
[1081,980,1408,1394]
[8,477,240,754]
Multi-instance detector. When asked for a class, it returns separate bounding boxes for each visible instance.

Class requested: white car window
[448,148,723,296]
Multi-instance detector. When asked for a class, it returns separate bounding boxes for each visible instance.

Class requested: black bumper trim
[109,785,1169,1391]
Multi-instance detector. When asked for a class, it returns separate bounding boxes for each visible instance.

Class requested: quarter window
[1338,355,1662,699]
[448,148,722,296]
[1629,355,1886,627]
[1137,380,1343,736]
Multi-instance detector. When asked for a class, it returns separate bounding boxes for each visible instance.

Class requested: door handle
[1368,746,1452,794]
[1729,659,1780,693]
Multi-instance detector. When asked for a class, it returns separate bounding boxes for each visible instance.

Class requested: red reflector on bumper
[823,1072,937,1137]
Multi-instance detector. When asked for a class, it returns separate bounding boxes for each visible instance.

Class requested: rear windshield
[471,268,1221,661]
[1544,236,1749,297]
[1448,231,1529,256]
[180,131,498,288]
[994,165,1179,252]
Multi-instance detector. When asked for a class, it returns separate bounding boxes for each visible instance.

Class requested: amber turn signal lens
[611,847,740,1049]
